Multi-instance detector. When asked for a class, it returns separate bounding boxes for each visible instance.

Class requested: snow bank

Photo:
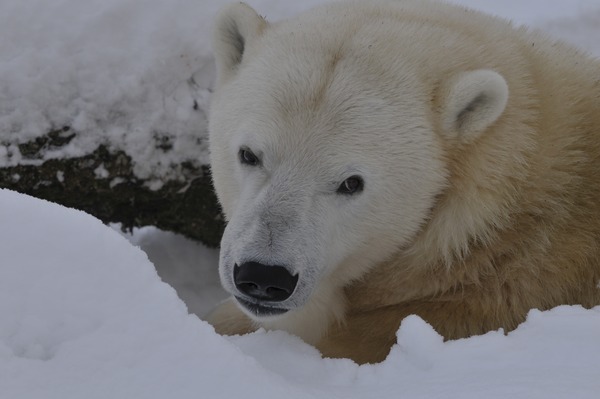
[1,189,600,398]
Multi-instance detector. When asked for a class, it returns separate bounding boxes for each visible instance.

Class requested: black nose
[234,262,298,302]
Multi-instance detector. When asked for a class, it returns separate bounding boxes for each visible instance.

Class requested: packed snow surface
[1,189,600,398]
[2,0,600,398]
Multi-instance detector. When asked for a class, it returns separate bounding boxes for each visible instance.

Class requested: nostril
[263,287,289,302]
[233,262,298,302]
[239,282,259,291]
[266,286,289,296]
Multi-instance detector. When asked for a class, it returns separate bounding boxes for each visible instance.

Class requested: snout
[234,262,298,301]
[233,262,299,317]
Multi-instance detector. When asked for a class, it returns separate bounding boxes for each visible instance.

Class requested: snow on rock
[1,188,600,398]
[0,0,325,187]
[1,0,214,184]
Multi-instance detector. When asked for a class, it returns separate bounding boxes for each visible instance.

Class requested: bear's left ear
[439,69,509,141]
[212,3,268,86]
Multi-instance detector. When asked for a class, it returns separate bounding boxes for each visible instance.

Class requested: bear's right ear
[212,3,268,85]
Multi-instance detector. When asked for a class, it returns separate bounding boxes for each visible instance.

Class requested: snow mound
[1,189,600,398]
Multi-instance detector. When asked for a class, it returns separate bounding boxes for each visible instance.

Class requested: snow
[1,189,600,398]
[119,225,228,317]
[2,0,600,398]
[1,0,214,185]
[0,0,324,187]
[0,190,600,399]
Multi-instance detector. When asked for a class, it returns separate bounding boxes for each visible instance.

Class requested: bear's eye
[239,147,260,166]
[337,175,364,195]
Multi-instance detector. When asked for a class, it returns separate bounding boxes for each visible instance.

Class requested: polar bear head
[208,1,509,337]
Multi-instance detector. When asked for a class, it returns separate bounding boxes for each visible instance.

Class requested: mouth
[235,297,289,317]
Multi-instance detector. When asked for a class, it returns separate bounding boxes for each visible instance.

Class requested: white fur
[207,0,573,344]
[209,1,452,341]
[440,70,509,141]
[212,3,266,85]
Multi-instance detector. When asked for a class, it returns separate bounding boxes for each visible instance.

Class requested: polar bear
[207,0,600,364]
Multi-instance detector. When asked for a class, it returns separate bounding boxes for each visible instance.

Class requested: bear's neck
[347,78,600,312]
